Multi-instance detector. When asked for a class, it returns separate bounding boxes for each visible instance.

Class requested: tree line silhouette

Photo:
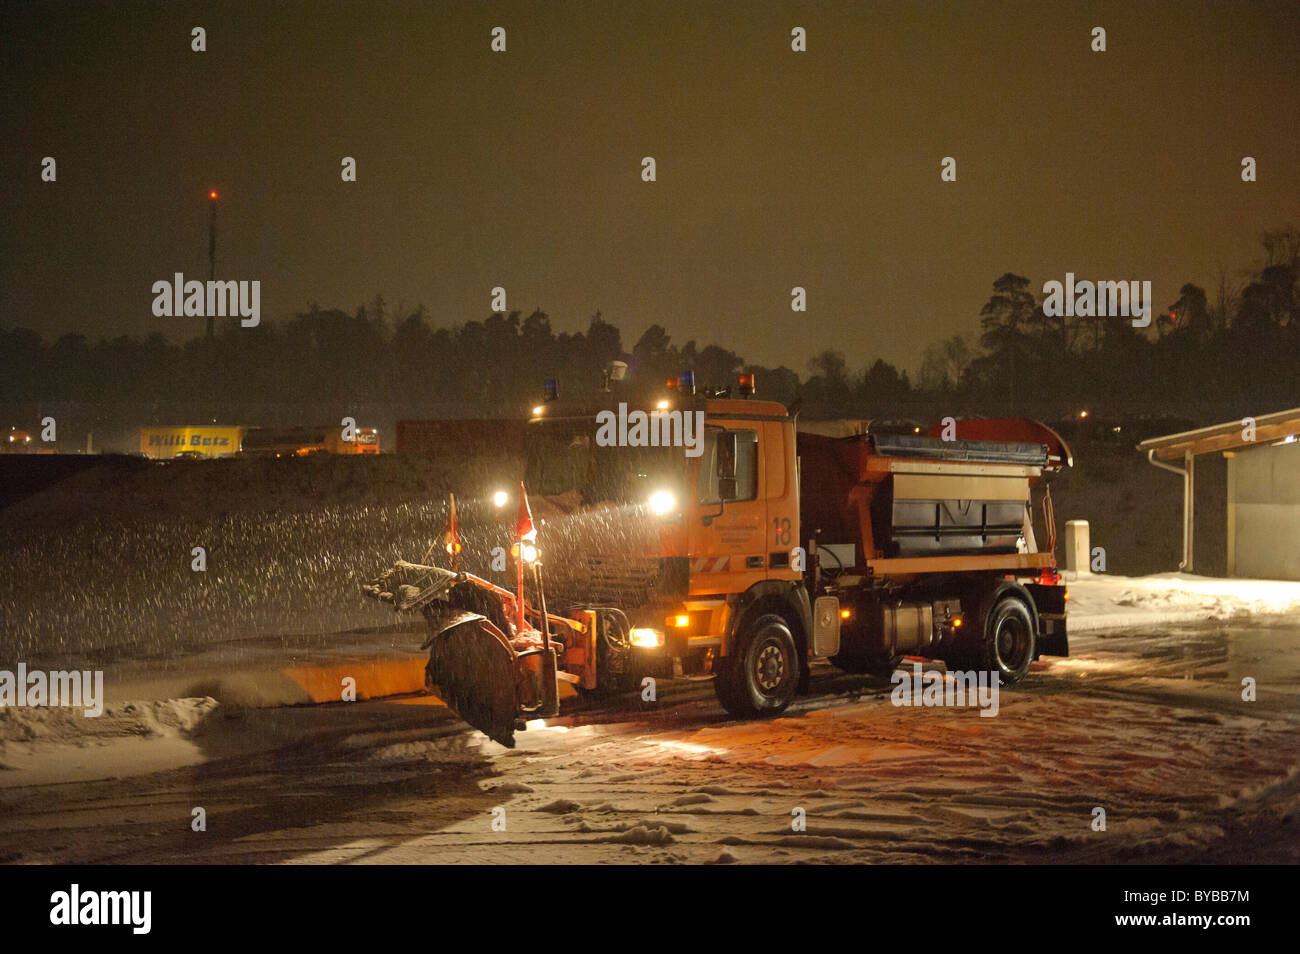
[2,228,1296,424]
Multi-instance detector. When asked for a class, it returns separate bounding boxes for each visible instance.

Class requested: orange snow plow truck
[362,374,1071,746]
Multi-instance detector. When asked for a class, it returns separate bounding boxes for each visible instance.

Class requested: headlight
[648,490,676,515]
[520,543,539,563]
[629,627,664,648]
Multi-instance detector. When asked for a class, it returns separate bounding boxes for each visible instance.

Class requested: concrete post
[1064,519,1090,574]
[1184,450,1195,573]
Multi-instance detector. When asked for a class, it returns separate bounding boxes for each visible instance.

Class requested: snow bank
[0,697,218,787]
[1066,572,1300,632]
[0,696,216,746]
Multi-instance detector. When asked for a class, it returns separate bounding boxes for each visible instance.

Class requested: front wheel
[713,614,801,718]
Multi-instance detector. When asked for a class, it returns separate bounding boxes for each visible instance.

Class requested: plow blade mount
[421,607,558,748]
[361,561,560,747]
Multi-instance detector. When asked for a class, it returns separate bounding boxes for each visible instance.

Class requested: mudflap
[421,608,558,748]
[1025,582,1069,659]
[1035,615,1069,658]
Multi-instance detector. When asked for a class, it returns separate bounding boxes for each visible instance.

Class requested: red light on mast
[209,190,218,199]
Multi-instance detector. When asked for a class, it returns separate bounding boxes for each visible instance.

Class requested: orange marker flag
[515,481,536,542]
[443,492,462,567]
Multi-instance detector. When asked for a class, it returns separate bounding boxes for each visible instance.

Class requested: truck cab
[522,382,805,709]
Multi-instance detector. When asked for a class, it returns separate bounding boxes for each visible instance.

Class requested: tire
[977,593,1036,684]
[713,613,801,718]
[711,656,745,713]
[830,652,903,677]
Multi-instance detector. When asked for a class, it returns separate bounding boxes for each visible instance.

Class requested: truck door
[690,425,767,594]
[762,418,800,582]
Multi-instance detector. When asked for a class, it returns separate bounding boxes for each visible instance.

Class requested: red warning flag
[516,481,536,542]
[443,492,462,557]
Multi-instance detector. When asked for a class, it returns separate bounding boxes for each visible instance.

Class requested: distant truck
[4,428,34,453]
[239,425,379,457]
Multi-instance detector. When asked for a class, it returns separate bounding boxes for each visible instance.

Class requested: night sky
[3,0,1298,374]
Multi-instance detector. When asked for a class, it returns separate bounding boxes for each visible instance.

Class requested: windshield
[525,417,688,507]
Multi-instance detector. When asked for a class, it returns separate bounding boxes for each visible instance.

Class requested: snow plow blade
[421,608,526,747]
[362,561,558,747]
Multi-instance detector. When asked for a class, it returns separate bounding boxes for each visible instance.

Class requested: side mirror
[717,432,741,499]
[718,432,738,477]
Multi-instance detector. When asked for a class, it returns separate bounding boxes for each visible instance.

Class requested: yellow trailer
[140,425,245,459]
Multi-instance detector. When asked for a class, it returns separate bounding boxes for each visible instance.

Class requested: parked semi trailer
[362,374,1071,744]
[139,424,246,459]
[240,425,379,457]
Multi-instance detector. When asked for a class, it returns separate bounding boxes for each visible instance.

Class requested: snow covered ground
[2,614,1298,864]
[1067,572,1300,632]
[3,569,1300,864]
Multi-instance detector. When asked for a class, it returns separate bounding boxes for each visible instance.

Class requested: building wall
[396,419,525,457]
[1046,439,1226,577]
[1228,440,1300,581]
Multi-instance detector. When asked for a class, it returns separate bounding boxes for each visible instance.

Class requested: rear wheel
[713,614,800,717]
[977,593,1035,684]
